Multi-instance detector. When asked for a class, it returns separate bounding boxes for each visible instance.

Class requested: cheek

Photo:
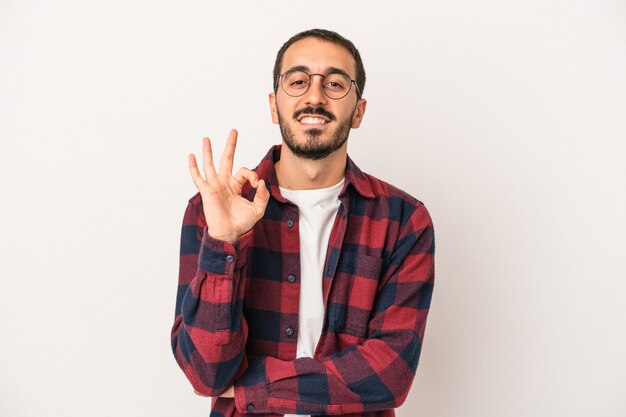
[275,98,295,121]
[275,106,287,124]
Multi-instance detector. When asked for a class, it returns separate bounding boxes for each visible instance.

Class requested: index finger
[218,129,238,175]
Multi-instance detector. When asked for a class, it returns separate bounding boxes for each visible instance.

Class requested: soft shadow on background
[1,1,624,416]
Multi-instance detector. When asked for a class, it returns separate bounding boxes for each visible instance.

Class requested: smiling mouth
[299,116,329,126]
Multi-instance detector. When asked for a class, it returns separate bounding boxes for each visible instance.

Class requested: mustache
[292,106,336,121]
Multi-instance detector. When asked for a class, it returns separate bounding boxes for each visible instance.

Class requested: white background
[1,1,625,416]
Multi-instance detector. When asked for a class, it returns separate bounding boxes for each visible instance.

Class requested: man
[171,29,435,417]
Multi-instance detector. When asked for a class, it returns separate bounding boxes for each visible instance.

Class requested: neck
[275,143,347,190]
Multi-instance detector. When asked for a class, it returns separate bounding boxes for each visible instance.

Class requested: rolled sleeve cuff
[234,356,270,414]
[198,227,253,274]
[234,382,269,414]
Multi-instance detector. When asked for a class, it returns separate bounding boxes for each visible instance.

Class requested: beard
[278,105,355,160]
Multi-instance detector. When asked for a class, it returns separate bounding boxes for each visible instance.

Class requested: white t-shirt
[279,179,344,417]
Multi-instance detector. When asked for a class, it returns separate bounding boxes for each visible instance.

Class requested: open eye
[324,74,349,91]
[291,79,307,87]
[283,70,310,90]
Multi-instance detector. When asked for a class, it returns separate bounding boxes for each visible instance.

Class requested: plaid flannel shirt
[171,145,435,417]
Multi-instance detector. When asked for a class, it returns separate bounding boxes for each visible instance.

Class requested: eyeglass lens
[281,70,353,99]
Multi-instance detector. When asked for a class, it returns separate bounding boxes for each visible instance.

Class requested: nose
[303,74,327,106]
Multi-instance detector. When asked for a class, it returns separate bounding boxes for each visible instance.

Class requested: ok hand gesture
[188,129,269,244]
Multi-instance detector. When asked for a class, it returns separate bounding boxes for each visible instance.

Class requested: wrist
[207,231,239,245]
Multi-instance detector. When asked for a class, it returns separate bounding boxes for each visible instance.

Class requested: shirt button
[225,255,235,263]
[286,219,294,228]
[285,326,294,336]
[247,404,255,412]
[287,274,296,283]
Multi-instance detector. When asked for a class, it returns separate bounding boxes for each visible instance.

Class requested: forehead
[281,37,356,77]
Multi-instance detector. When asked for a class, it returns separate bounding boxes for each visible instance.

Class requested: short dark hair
[273,28,366,99]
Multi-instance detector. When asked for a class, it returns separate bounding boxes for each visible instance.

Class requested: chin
[279,117,350,160]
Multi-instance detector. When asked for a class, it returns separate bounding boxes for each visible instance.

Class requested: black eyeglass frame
[277,69,361,100]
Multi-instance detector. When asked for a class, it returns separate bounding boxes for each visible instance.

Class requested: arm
[170,197,251,396]
[170,130,269,396]
[234,203,435,415]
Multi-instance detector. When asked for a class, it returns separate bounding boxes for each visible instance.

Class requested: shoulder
[357,171,432,229]
[365,172,423,206]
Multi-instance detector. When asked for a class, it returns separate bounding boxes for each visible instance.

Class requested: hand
[193,386,234,398]
[220,386,235,398]
[188,129,270,244]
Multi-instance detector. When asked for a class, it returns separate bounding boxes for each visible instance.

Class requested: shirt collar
[254,144,375,203]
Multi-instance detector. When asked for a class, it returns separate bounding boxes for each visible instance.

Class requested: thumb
[252,179,270,214]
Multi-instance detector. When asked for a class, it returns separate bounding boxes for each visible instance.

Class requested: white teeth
[300,117,326,124]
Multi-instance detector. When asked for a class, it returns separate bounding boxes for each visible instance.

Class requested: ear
[269,92,279,124]
[350,98,367,128]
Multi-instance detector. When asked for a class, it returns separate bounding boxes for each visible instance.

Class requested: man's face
[270,37,367,160]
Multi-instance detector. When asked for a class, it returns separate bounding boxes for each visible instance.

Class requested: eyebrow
[285,65,352,79]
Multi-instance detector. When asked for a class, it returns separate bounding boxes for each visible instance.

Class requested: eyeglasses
[278,69,360,100]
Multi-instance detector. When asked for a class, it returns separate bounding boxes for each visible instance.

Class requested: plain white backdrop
[1,1,625,416]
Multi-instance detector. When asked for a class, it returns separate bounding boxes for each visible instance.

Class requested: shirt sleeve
[233,203,435,415]
[170,196,252,397]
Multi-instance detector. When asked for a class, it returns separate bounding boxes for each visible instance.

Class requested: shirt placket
[279,202,301,360]
[313,190,350,359]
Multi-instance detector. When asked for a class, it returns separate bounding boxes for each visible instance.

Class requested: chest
[241,195,397,357]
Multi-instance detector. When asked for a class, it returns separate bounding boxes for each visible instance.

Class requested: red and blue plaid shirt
[171,145,435,417]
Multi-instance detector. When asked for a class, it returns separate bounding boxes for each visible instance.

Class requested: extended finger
[202,137,217,178]
[188,153,207,191]
[232,167,258,187]
[219,129,238,175]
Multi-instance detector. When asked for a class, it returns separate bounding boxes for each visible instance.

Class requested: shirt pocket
[328,253,384,339]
